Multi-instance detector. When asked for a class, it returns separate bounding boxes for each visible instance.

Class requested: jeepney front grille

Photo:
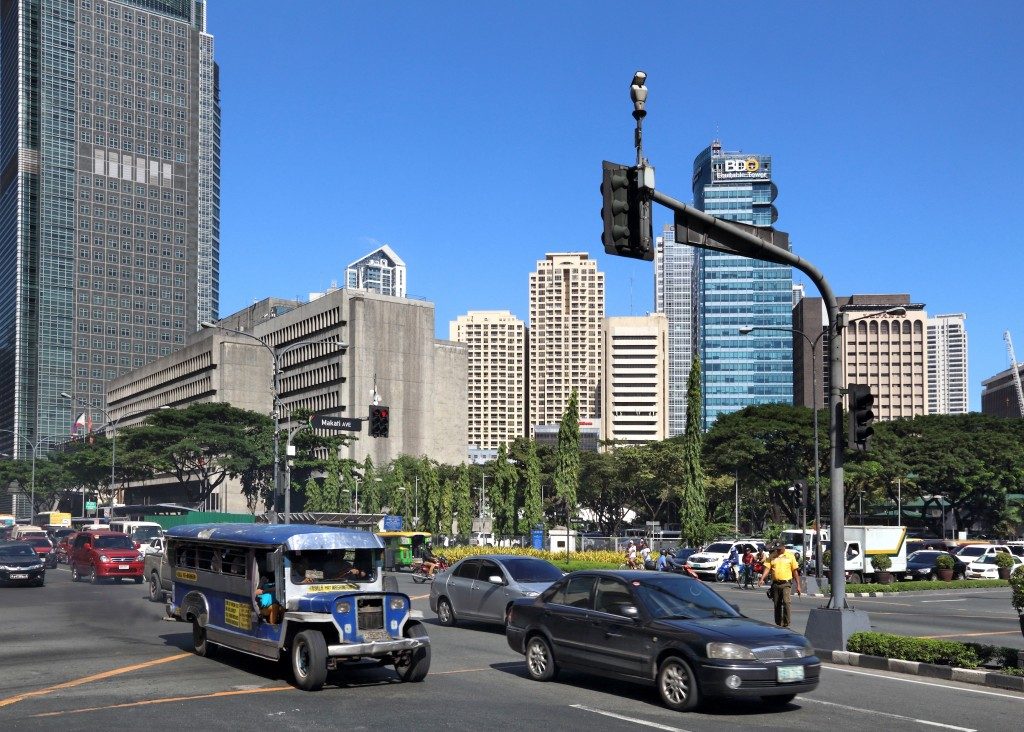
[357,597,384,633]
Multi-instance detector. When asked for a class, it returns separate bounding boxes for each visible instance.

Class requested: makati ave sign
[311,414,362,432]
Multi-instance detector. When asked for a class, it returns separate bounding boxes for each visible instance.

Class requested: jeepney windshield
[287,549,377,585]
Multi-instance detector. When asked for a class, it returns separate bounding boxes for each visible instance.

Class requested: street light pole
[414,476,419,529]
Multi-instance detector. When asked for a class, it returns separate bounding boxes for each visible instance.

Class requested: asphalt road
[1,566,1021,731]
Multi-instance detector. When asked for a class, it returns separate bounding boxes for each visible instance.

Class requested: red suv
[24,536,57,568]
[69,530,144,584]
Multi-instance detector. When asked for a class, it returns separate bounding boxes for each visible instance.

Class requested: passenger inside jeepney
[289,550,374,584]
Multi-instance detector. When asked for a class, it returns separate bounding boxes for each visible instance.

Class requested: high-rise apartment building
[601,314,668,446]
[692,140,793,427]
[345,244,406,298]
[449,310,527,456]
[0,1,220,469]
[528,252,604,433]
[654,224,695,436]
[926,314,968,415]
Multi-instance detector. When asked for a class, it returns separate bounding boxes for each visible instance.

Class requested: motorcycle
[411,555,449,584]
[715,556,741,584]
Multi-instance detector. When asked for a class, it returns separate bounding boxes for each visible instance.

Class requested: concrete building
[0,1,221,476]
[654,224,696,437]
[449,310,527,456]
[601,315,668,447]
[691,140,793,428]
[528,253,604,434]
[792,296,828,410]
[926,314,968,415]
[981,365,1024,418]
[840,295,928,421]
[106,289,466,511]
[533,422,601,453]
[345,244,406,298]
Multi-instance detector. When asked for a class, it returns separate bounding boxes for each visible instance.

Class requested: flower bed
[438,545,623,568]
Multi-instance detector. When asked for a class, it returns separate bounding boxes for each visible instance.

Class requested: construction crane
[1003,331,1024,417]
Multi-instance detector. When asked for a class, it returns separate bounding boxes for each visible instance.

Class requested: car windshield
[288,549,377,584]
[501,557,563,583]
[94,535,135,550]
[26,538,51,548]
[0,545,36,557]
[703,542,734,554]
[956,547,986,559]
[908,551,940,561]
[131,526,161,542]
[633,576,740,620]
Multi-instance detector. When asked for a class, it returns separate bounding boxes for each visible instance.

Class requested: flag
[72,413,86,435]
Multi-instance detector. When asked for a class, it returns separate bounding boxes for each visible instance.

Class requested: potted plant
[1010,565,1024,638]
[872,554,894,584]
[994,551,1016,580]
[934,552,955,581]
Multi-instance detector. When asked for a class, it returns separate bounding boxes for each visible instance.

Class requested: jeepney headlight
[706,642,756,660]
[137,552,145,561]
[99,554,110,563]
[389,597,406,611]
[335,600,351,614]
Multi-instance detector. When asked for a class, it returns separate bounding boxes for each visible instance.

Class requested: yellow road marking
[922,630,1022,639]
[31,685,293,718]
[409,593,429,600]
[433,667,489,674]
[0,652,190,709]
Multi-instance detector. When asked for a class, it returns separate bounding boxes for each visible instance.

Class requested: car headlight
[389,597,407,611]
[138,552,145,561]
[706,642,756,660]
[521,590,539,597]
[336,600,351,614]
[99,554,110,563]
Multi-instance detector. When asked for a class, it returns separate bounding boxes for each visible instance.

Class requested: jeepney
[166,523,430,690]
[377,531,432,571]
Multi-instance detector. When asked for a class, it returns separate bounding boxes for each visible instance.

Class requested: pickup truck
[143,537,173,603]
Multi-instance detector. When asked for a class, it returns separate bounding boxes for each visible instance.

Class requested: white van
[109,521,164,548]
[686,539,765,578]
[9,525,49,541]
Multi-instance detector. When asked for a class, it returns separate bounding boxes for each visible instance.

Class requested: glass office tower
[0,1,219,480]
[692,140,793,428]
[654,224,696,437]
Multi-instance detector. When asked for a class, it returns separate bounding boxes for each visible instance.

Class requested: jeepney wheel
[192,620,216,658]
[149,573,162,602]
[292,630,328,691]
[394,621,430,682]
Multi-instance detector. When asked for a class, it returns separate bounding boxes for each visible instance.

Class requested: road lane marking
[922,630,1022,639]
[823,665,1024,700]
[799,697,975,730]
[0,652,190,709]
[570,704,691,731]
[921,599,968,603]
[30,685,293,718]
[409,593,429,600]
[433,668,489,674]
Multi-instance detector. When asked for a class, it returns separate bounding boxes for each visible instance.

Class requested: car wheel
[192,620,216,658]
[35,576,45,587]
[848,572,862,585]
[525,635,558,682]
[761,693,796,708]
[436,597,457,627]
[71,564,81,582]
[657,655,700,712]
[88,566,99,585]
[291,630,328,691]
[149,573,162,602]
[394,621,430,682]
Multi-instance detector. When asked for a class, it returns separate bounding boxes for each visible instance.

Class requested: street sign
[383,515,403,531]
[311,414,362,432]
[85,501,97,510]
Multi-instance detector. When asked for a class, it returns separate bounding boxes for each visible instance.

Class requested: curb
[819,649,1024,692]
[810,587,1011,599]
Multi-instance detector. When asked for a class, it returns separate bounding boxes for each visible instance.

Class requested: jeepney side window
[176,543,196,568]
[222,548,247,576]
[196,546,217,572]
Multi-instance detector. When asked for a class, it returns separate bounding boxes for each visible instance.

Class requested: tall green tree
[679,355,710,546]
[437,474,456,538]
[520,438,544,530]
[454,465,474,537]
[491,444,518,536]
[419,458,441,534]
[358,457,380,513]
[321,452,342,511]
[553,389,581,521]
[302,475,326,511]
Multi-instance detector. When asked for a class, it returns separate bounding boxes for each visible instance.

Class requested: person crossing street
[757,543,802,628]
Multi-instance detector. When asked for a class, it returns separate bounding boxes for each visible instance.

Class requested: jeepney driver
[324,550,366,580]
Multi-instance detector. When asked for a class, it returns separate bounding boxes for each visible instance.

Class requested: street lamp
[59,394,166,520]
[0,429,38,521]
[200,322,347,524]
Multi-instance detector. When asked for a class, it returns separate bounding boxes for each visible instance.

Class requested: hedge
[847,631,1023,675]
[844,579,1009,593]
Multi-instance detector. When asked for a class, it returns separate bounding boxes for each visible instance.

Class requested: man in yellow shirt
[757,544,802,628]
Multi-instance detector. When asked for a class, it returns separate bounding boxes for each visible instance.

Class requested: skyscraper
[601,314,667,446]
[0,1,220,464]
[926,313,968,415]
[692,140,793,427]
[654,223,696,436]
[528,252,604,433]
[345,244,406,298]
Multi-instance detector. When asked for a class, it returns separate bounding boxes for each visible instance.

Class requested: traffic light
[847,383,875,451]
[601,161,653,261]
[369,405,390,438]
[790,480,808,507]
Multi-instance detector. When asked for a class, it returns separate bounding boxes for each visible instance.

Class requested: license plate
[119,564,130,570]
[10,573,27,579]
[777,665,805,683]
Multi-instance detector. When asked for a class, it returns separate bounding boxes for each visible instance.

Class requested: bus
[34,511,72,529]
[166,523,430,691]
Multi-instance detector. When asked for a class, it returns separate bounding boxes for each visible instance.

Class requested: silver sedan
[429,554,563,627]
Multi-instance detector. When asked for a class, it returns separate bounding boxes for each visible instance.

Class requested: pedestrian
[625,540,638,569]
[656,549,669,572]
[740,545,755,588]
[757,544,802,628]
[639,540,652,565]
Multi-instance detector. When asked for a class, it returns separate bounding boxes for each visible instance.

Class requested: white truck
[824,525,908,584]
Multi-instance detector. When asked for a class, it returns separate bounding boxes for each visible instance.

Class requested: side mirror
[616,604,641,619]
[488,574,505,585]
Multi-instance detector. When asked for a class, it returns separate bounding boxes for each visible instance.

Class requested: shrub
[994,552,1016,569]
[1010,564,1024,614]
[872,554,893,571]
[847,632,981,668]
[845,579,1008,592]
[934,553,955,570]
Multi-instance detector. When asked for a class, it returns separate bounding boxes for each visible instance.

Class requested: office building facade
[926,313,968,415]
[981,365,1024,418]
[0,0,219,469]
[528,252,604,434]
[692,140,793,427]
[654,223,696,436]
[791,295,828,411]
[449,310,527,455]
[345,244,406,298]
[601,314,668,447]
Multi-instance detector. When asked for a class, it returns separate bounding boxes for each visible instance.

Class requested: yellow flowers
[440,546,625,565]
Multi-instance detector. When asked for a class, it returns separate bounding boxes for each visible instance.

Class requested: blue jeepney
[166,523,429,690]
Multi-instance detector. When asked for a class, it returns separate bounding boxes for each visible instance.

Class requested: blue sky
[209,2,1022,411]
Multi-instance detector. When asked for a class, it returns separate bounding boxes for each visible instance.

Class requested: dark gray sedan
[0,541,47,586]
[429,554,563,627]
[506,570,819,712]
